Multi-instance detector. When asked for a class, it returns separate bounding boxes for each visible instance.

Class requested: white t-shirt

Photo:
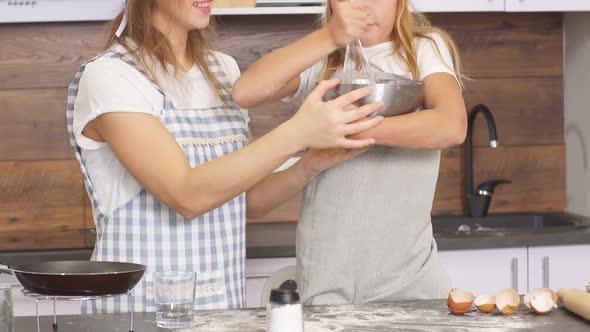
[290,32,460,102]
[73,44,247,215]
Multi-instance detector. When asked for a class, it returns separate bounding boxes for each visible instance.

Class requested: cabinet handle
[542,256,550,288]
[511,257,518,292]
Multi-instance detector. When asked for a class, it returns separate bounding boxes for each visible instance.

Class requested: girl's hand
[299,146,372,178]
[326,0,374,47]
[286,79,384,150]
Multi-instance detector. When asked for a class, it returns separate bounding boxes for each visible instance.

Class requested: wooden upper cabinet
[505,0,590,12]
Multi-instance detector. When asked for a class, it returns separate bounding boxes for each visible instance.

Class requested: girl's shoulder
[414,31,450,53]
[412,31,460,86]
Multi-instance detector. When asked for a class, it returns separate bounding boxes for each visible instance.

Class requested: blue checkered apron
[66,50,248,313]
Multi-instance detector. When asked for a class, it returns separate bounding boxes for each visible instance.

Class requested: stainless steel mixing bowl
[328,72,425,117]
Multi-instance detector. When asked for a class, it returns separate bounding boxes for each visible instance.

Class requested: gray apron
[296,146,451,305]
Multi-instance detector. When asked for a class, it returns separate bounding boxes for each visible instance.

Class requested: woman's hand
[326,0,374,47]
[285,79,384,151]
[299,146,372,178]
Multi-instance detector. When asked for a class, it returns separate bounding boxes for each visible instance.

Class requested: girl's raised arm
[232,1,373,108]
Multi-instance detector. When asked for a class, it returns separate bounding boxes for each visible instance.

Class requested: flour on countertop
[185,303,548,332]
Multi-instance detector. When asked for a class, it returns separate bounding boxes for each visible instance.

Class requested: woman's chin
[190,17,211,30]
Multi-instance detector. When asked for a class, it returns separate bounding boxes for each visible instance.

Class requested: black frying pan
[0,261,145,296]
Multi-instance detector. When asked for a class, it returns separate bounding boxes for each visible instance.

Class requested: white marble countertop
[13,299,590,331]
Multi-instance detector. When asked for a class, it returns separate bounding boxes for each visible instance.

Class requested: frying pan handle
[0,263,13,275]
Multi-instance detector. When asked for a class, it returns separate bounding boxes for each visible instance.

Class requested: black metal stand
[22,289,135,332]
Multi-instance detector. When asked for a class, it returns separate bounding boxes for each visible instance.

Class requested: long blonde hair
[321,0,465,87]
[106,0,225,98]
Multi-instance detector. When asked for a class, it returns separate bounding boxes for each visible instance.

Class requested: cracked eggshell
[495,288,520,315]
[524,289,557,314]
[524,288,557,309]
[447,288,474,315]
[474,295,496,313]
[530,291,557,314]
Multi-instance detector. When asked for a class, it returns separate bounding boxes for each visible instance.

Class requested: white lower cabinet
[244,245,590,307]
[528,244,590,291]
[438,247,528,295]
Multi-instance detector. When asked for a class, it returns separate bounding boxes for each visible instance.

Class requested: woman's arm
[233,1,373,108]
[88,80,383,220]
[350,73,467,149]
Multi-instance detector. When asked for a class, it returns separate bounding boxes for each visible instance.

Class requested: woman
[234,0,467,305]
[66,0,383,313]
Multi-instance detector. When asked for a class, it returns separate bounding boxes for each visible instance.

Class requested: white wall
[565,13,590,217]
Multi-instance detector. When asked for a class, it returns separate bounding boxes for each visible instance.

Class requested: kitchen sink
[432,212,587,236]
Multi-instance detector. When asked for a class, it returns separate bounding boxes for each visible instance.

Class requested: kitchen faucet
[465,104,511,218]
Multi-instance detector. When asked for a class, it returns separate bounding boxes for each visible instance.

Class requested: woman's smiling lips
[194,0,212,14]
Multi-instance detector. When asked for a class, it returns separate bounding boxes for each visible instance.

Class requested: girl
[234,0,467,304]
[66,0,384,313]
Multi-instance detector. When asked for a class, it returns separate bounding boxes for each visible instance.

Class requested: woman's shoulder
[72,50,159,118]
[81,54,128,80]
[76,48,159,100]
[81,47,143,81]
[210,51,242,82]
[211,51,236,65]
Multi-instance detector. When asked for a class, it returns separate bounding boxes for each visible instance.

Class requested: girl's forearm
[233,27,339,108]
[355,73,467,149]
[352,108,467,149]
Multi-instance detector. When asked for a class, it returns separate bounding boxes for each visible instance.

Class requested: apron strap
[205,52,235,106]
[106,50,174,110]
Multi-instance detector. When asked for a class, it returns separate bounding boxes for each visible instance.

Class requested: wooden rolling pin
[557,288,590,321]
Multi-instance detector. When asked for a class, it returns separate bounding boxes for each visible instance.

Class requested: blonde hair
[106,0,226,99]
[321,0,465,87]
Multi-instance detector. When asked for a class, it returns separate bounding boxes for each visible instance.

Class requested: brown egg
[447,288,474,315]
[495,288,520,315]
[474,295,496,313]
